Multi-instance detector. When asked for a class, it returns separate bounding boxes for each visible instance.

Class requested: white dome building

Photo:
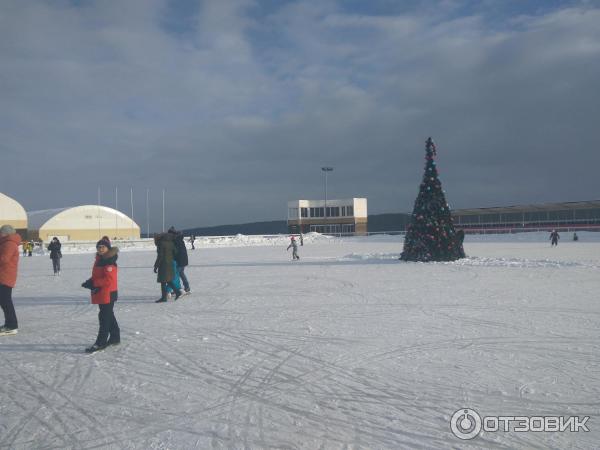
[28,205,140,242]
[0,192,28,235]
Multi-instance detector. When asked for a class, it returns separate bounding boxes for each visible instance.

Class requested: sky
[1,0,599,231]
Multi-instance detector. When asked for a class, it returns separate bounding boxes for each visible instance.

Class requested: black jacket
[173,233,188,267]
[47,240,62,259]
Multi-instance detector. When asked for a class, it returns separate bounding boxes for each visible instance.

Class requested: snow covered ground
[1,233,599,449]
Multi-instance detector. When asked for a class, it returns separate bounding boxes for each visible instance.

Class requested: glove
[91,287,100,294]
[81,279,94,290]
[153,267,158,273]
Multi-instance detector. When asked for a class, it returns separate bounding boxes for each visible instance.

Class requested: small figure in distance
[549,229,560,247]
[47,237,62,275]
[287,235,300,260]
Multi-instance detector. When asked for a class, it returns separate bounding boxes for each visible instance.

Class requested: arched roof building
[0,192,28,236]
[28,205,140,242]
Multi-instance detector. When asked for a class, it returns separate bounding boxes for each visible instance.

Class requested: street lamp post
[321,167,333,234]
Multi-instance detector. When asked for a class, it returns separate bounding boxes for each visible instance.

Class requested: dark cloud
[1,0,598,230]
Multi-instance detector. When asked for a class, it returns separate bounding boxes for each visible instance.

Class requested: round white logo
[450,408,482,440]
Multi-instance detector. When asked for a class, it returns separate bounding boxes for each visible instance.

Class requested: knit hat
[96,237,112,249]
[0,224,16,235]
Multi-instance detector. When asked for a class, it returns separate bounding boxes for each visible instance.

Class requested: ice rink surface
[1,233,599,449]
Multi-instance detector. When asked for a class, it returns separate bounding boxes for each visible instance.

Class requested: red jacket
[0,233,21,288]
[90,247,118,304]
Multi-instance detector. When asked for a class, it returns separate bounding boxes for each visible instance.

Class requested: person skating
[0,225,21,336]
[153,232,183,302]
[81,238,120,353]
[169,227,191,295]
[287,236,300,260]
[573,232,579,241]
[189,235,196,250]
[47,237,62,275]
[549,230,560,246]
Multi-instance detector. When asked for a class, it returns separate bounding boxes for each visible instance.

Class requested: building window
[310,207,324,217]
[288,208,298,219]
[326,207,340,217]
[301,208,308,218]
[342,224,355,233]
[341,206,346,216]
[347,205,354,216]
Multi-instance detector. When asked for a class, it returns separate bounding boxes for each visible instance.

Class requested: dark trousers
[96,300,119,346]
[178,266,190,291]
[161,282,179,300]
[0,284,18,329]
[52,258,61,273]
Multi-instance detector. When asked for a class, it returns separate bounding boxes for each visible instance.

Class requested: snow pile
[38,232,334,255]
[450,256,598,269]
[342,252,401,261]
[193,232,331,248]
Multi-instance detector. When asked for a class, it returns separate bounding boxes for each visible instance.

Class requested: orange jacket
[0,234,21,287]
[90,247,119,304]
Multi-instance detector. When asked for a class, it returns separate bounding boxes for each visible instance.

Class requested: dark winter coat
[47,240,62,259]
[173,233,188,267]
[88,247,119,305]
[154,233,177,283]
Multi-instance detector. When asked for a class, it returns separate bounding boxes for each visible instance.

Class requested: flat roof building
[287,198,367,235]
[0,192,27,237]
[452,200,600,232]
[28,205,141,242]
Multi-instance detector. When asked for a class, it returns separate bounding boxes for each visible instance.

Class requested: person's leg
[56,258,61,274]
[108,300,120,344]
[52,258,58,274]
[167,281,183,299]
[158,283,168,301]
[0,284,18,329]
[178,266,190,292]
[95,304,111,346]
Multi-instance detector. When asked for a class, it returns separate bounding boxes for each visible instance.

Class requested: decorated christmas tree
[400,137,465,262]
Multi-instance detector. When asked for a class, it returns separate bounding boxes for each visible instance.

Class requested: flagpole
[146,188,150,238]
[115,186,118,239]
[97,186,101,239]
[130,187,134,239]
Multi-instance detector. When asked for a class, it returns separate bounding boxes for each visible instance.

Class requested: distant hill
[182,220,288,236]
[181,213,411,236]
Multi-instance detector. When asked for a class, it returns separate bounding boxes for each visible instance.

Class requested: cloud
[0,0,598,229]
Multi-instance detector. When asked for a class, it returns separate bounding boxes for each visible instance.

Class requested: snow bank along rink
[1,233,599,449]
